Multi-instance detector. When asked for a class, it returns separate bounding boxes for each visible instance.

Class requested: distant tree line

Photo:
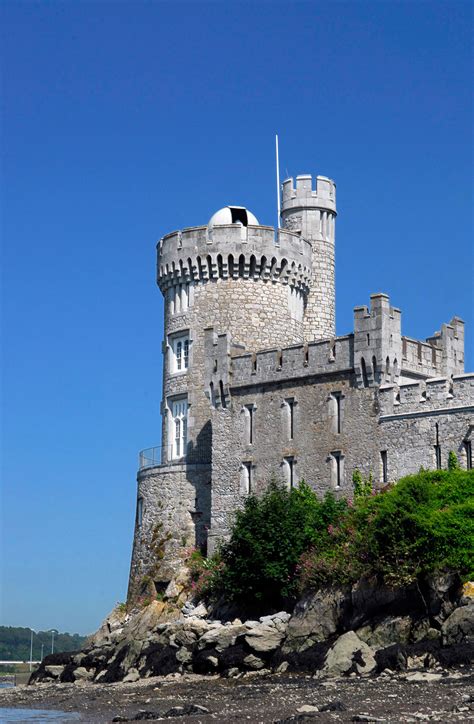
[0,627,86,662]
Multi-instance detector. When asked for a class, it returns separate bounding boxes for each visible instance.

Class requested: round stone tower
[281,175,337,341]
[157,208,312,464]
[127,206,313,601]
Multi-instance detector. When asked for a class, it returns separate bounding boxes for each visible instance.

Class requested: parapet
[281,175,336,214]
[205,328,354,394]
[378,373,474,418]
[157,224,312,292]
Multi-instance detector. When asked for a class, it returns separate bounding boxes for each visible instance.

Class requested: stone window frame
[136,496,144,528]
[329,450,344,489]
[282,398,297,441]
[328,391,344,434]
[240,461,254,495]
[241,403,257,446]
[169,281,194,316]
[167,394,188,460]
[282,456,296,489]
[168,330,190,375]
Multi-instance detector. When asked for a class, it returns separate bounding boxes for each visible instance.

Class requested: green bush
[196,470,474,608]
[210,480,347,608]
[448,450,460,471]
[299,469,474,589]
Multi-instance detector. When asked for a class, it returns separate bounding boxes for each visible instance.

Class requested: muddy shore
[1,668,473,723]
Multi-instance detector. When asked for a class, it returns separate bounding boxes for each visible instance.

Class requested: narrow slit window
[465,440,472,470]
[284,457,295,489]
[285,399,295,440]
[434,423,441,469]
[241,462,252,495]
[361,357,369,388]
[245,405,254,444]
[136,497,143,527]
[381,450,388,483]
[331,392,342,433]
[331,451,343,488]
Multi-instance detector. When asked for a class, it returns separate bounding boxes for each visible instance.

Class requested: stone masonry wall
[127,463,211,602]
[208,372,382,550]
[207,372,474,550]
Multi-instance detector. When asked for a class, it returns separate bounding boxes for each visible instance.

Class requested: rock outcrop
[30,576,473,685]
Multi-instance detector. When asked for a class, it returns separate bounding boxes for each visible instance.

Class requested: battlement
[281,175,336,213]
[157,224,312,292]
[378,374,474,418]
[205,329,353,398]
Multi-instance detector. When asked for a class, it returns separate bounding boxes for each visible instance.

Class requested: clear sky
[1,1,472,635]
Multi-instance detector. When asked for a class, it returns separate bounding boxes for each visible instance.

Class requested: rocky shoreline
[1,668,473,722]
[29,576,474,686]
[2,575,471,722]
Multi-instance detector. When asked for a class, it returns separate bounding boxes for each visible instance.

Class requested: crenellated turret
[281,175,336,341]
[353,294,402,388]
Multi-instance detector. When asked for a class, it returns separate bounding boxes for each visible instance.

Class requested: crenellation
[127,170,472,603]
[378,374,474,419]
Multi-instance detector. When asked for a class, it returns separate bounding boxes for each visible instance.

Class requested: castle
[127,173,473,601]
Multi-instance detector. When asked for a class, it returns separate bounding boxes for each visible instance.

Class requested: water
[0,709,81,722]
[0,684,81,722]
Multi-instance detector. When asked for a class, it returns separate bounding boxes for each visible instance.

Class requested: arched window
[249,255,257,278]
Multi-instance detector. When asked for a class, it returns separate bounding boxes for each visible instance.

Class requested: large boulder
[198,623,247,652]
[442,603,474,645]
[356,615,412,650]
[244,623,286,653]
[322,631,377,677]
[283,587,349,652]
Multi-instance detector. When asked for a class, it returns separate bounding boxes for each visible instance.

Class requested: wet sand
[0,668,473,723]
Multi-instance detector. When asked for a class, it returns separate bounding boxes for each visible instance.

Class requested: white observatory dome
[208,206,259,227]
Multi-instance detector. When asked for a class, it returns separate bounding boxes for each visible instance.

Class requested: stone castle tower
[127,172,472,602]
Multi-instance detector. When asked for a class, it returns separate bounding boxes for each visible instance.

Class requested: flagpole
[275,134,281,229]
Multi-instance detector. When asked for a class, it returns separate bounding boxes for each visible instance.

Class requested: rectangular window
[136,497,143,527]
[169,397,188,459]
[434,445,442,470]
[465,440,472,470]
[170,333,190,373]
[381,450,388,483]
[241,462,252,495]
[284,456,295,489]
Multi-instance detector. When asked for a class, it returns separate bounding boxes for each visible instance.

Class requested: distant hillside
[0,626,86,662]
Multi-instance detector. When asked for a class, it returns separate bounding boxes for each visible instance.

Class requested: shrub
[209,480,348,608]
[299,469,474,589]
[448,450,460,471]
[194,470,474,608]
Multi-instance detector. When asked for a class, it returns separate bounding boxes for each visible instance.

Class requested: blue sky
[1,1,472,635]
